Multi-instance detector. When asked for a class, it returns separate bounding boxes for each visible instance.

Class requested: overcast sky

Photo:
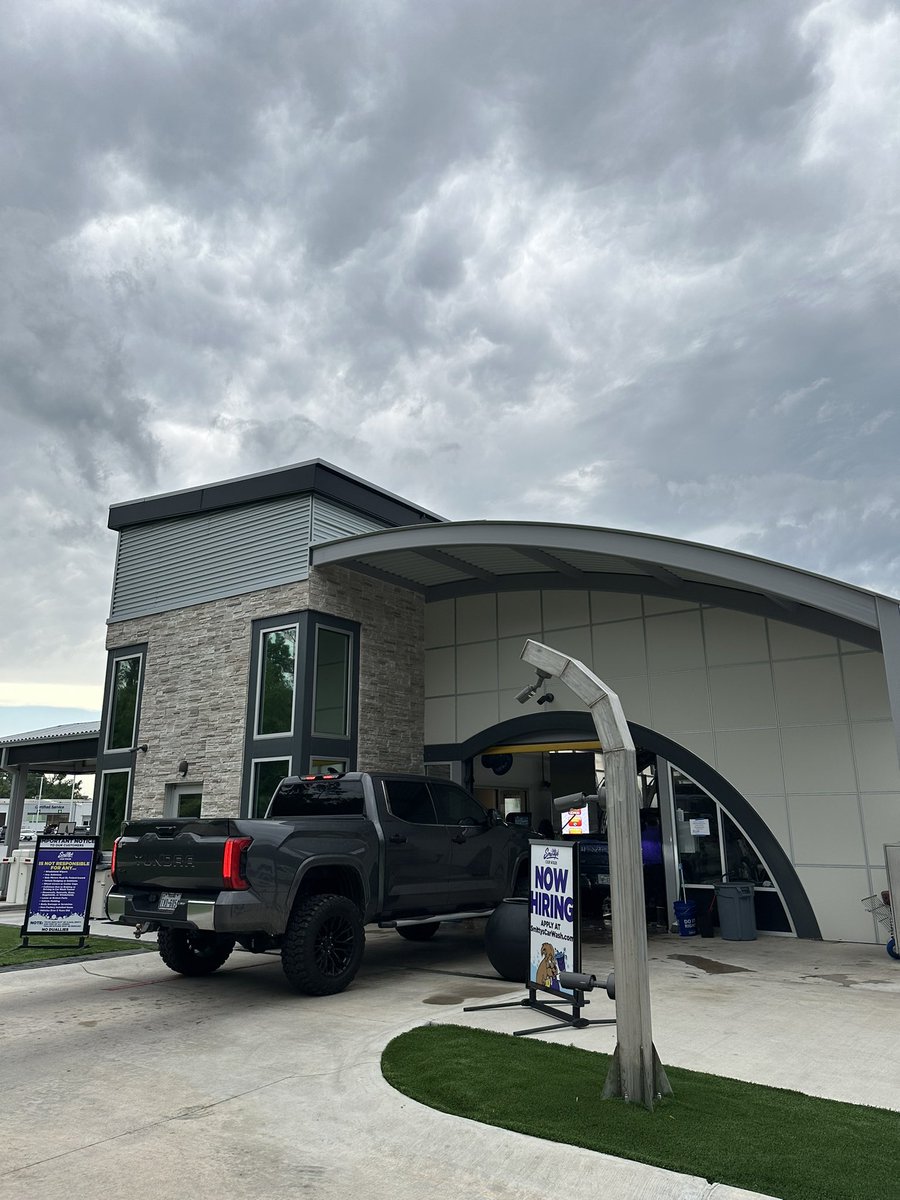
[1,0,899,737]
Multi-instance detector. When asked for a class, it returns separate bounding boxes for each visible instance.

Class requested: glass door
[666,764,792,933]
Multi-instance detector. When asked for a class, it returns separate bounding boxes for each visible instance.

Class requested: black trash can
[714,882,756,941]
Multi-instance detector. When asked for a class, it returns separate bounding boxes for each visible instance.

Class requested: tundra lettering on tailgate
[133,853,195,869]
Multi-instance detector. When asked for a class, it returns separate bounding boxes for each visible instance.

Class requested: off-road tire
[396,922,440,942]
[157,928,236,976]
[281,893,365,995]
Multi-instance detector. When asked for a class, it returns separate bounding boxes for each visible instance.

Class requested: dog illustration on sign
[535,942,561,991]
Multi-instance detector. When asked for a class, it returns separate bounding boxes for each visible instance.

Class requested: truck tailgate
[114,818,244,892]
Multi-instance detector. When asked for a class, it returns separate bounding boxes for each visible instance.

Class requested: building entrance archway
[425,711,820,939]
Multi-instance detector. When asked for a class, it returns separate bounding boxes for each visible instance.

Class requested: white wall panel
[774,657,847,726]
[852,723,900,792]
[668,730,716,764]
[768,621,838,660]
[544,624,592,664]
[743,794,792,855]
[456,692,499,741]
[542,590,590,630]
[456,594,497,643]
[703,609,770,666]
[604,675,651,725]
[456,641,498,694]
[499,634,542,690]
[842,653,892,722]
[645,610,705,672]
[716,729,785,796]
[781,725,856,793]
[643,595,698,615]
[795,865,874,941]
[709,663,777,729]
[424,599,455,648]
[498,590,542,636]
[424,647,456,698]
[590,591,643,622]
[859,793,900,863]
[650,669,711,732]
[425,697,456,743]
[788,795,867,866]
[592,618,647,677]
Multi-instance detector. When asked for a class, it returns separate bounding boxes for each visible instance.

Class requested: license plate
[159,892,182,912]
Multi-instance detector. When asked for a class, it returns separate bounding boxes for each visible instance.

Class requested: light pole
[521,638,671,1109]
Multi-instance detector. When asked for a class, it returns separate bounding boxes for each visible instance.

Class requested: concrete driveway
[1,919,897,1200]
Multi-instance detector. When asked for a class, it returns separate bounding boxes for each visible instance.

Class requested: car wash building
[84,459,900,945]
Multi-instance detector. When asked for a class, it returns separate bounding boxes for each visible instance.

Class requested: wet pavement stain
[422,985,512,1005]
[800,972,888,988]
[669,954,751,974]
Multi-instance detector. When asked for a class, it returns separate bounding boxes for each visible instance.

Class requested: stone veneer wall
[107,581,310,818]
[106,567,423,819]
[308,565,425,774]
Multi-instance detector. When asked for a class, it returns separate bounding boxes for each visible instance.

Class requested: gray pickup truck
[106,772,530,995]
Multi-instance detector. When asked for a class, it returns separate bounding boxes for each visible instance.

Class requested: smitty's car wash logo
[543,847,559,863]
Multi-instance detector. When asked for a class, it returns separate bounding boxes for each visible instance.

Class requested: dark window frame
[93,642,147,849]
[254,623,299,739]
[97,768,132,853]
[241,611,359,816]
[105,652,143,753]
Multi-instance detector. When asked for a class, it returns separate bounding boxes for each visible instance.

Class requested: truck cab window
[429,782,488,827]
[384,780,437,825]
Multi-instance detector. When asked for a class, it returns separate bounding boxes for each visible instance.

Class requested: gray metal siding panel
[311,496,387,543]
[110,495,313,621]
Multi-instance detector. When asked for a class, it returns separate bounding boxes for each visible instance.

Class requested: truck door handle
[389,834,407,845]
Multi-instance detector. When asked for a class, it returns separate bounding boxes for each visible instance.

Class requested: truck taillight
[110,837,120,884]
[222,837,252,890]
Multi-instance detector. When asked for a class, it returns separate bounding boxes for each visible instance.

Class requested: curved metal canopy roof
[311,520,899,651]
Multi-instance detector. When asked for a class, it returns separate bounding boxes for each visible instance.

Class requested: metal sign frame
[19,835,100,949]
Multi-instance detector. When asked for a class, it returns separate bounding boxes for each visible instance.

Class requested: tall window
[313,627,351,737]
[98,771,130,852]
[257,627,297,736]
[107,656,141,751]
[252,758,292,818]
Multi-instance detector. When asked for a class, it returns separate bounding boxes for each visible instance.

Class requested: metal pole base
[601,1041,672,1108]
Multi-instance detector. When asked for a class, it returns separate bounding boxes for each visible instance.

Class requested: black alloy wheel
[281,893,365,995]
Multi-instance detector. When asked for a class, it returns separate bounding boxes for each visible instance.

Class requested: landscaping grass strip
[382,1024,899,1200]
[0,924,153,967]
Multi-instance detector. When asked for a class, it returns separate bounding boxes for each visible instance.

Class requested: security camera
[515,668,552,704]
[536,692,554,705]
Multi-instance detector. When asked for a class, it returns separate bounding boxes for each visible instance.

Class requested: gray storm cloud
[0,0,898,697]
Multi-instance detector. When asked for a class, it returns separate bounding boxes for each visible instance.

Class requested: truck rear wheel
[157,929,236,976]
[281,893,365,995]
[396,922,440,941]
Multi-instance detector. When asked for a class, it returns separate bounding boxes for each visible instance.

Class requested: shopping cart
[862,891,899,960]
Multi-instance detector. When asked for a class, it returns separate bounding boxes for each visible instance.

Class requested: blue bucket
[674,899,697,937]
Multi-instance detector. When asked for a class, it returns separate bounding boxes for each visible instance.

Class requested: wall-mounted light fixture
[129,744,149,754]
[177,759,189,778]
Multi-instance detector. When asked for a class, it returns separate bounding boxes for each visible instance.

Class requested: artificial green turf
[0,923,153,967]
[382,1024,899,1200]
